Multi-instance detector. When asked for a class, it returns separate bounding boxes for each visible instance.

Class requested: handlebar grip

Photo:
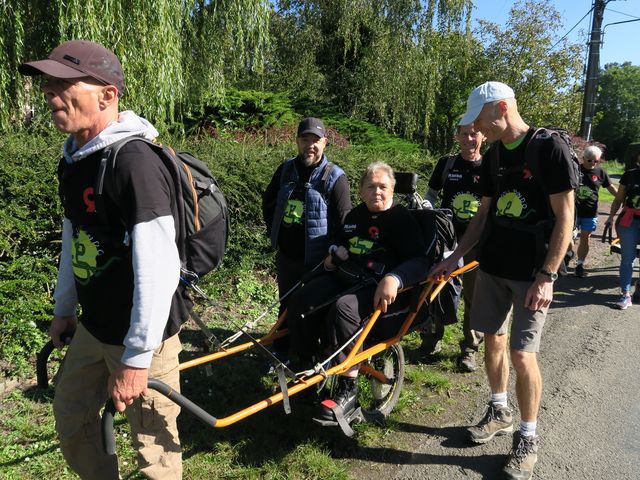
[101,399,117,455]
[35,331,75,389]
[36,341,56,389]
[101,378,218,454]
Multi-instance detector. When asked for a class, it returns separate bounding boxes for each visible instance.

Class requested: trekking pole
[602,221,613,244]
[187,279,297,377]
[218,259,326,348]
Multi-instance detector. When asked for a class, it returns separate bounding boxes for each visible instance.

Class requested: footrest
[312,400,363,437]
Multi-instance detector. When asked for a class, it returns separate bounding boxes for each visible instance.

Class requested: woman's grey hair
[583,145,603,161]
[359,161,396,189]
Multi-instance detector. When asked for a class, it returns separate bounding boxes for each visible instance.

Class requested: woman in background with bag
[607,151,640,309]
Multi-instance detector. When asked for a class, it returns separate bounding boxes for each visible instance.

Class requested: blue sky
[470,0,640,67]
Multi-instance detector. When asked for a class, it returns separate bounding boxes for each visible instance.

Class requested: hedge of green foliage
[0,116,436,378]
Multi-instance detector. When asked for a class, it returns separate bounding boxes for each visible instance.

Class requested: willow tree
[0,2,27,130]
[269,0,474,151]
[0,0,270,130]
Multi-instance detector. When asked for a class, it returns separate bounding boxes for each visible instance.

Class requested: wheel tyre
[359,343,405,418]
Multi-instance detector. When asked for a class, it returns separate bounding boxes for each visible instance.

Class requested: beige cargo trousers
[53,324,182,479]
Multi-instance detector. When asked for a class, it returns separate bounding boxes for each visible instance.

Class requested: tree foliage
[1,0,586,154]
[267,0,475,152]
[475,0,583,131]
[0,0,271,130]
[593,62,640,161]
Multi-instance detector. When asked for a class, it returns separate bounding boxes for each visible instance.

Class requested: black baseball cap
[19,40,125,97]
[297,117,326,138]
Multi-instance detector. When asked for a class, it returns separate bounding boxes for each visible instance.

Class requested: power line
[607,8,640,20]
[551,7,594,50]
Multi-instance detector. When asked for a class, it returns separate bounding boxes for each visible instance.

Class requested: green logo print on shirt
[348,236,375,255]
[496,191,526,219]
[283,199,304,225]
[452,192,480,221]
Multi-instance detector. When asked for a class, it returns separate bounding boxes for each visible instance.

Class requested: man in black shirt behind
[422,123,485,372]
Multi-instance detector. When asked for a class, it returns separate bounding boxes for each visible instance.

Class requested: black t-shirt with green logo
[338,203,427,286]
[576,166,611,218]
[59,141,177,345]
[428,154,483,237]
[478,128,577,281]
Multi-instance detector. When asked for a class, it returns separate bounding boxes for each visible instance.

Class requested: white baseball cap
[459,81,515,126]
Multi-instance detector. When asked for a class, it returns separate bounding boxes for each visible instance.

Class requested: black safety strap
[277,365,292,414]
[320,400,356,437]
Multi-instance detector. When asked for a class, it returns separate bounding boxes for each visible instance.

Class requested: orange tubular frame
[168,261,479,428]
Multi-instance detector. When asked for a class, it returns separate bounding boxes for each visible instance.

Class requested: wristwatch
[538,268,558,281]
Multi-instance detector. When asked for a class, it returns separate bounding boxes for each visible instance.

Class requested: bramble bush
[0,107,436,379]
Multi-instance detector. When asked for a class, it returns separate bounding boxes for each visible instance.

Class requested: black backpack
[96,137,229,282]
[409,205,462,327]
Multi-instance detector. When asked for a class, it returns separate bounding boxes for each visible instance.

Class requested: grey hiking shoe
[468,402,514,444]
[503,432,540,480]
[460,350,477,372]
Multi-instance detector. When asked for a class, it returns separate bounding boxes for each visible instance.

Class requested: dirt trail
[349,203,640,479]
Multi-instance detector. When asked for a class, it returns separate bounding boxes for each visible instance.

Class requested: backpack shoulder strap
[440,154,458,187]
[524,127,555,197]
[320,161,336,196]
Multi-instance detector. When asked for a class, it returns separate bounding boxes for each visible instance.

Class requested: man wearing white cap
[430,81,578,479]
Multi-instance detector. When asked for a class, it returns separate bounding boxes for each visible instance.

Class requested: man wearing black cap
[262,117,352,356]
[20,40,185,479]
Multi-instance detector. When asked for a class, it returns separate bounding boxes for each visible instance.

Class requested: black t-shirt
[620,168,640,210]
[338,203,427,286]
[59,141,177,345]
[576,166,611,218]
[428,154,483,237]
[262,157,352,260]
[478,128,578,281]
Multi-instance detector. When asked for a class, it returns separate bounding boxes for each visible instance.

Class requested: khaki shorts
[470,269,548,352]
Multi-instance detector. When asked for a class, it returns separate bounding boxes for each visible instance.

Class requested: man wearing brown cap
[20,40,185,479]
[430,82,578,479]
[262,118,352,360]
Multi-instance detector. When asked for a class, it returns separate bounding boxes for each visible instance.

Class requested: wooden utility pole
[579,0,608,140]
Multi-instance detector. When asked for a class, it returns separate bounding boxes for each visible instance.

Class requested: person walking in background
[430,81,578,480]
[606,151,640,309]
[574,145,617,277]
[19,40,188,479]
[422,123,485,372]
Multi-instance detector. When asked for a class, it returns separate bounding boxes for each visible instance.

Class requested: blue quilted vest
[270,155,344,266]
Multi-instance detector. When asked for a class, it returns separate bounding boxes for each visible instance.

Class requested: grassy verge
[598,160,625,204]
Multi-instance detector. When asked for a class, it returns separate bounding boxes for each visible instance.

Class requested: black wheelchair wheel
[358,343,405,418]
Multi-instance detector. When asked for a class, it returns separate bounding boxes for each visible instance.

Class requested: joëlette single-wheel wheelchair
[36,172,477,451]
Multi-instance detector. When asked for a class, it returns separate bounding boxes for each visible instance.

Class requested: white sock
[491,392,508,408]
[520,420,537,437]
[576,259,584,266]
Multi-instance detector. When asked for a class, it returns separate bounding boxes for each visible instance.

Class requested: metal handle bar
[101,378,218,455]
[35,331,75,389]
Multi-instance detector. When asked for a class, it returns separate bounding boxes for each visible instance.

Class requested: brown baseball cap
[19,40,125,97]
